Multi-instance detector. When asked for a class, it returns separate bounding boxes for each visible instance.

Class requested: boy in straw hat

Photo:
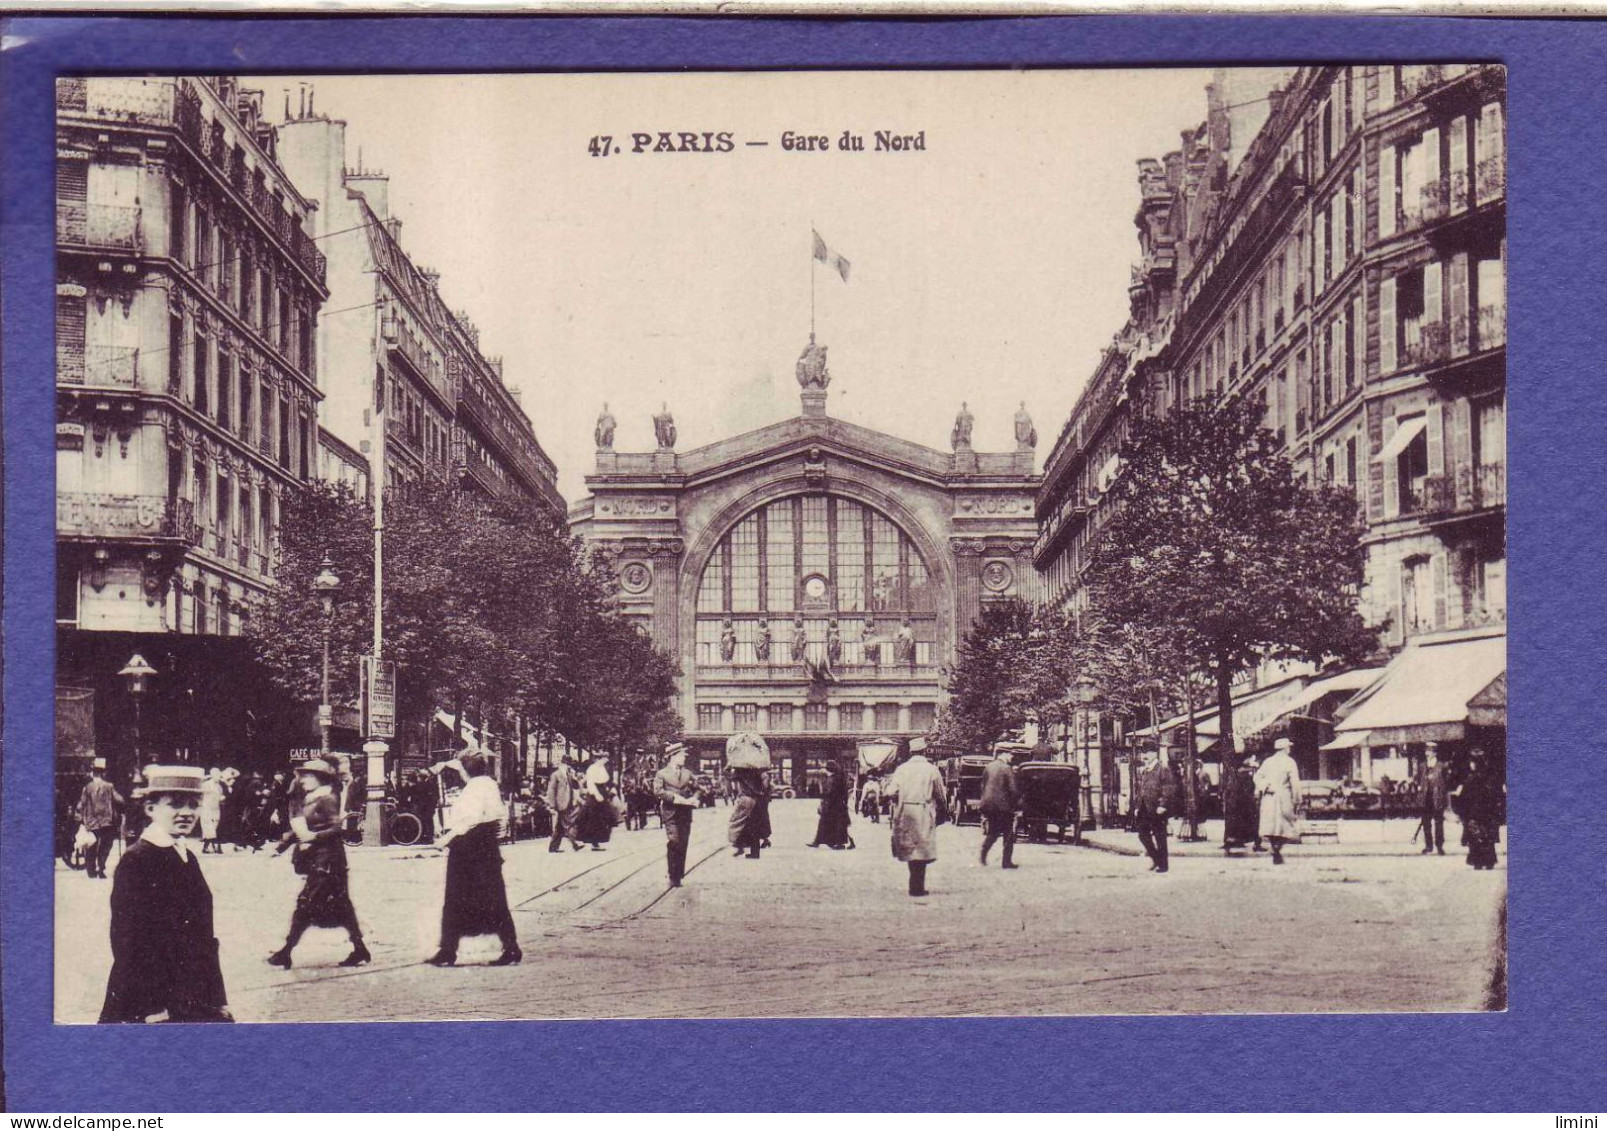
[100,765,232,1023]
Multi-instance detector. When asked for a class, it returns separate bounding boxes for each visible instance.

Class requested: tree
[1086,395,1376,832]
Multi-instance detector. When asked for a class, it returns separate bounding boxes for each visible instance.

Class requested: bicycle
[342,799,426,847]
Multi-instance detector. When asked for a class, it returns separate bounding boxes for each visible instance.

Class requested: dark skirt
[1464,816,1500,868]
[442,823,512,939]
[1223,774,1259,845]
[813,799,853,847]
[294,837,357,928]
[729,796,772,848]
[575,796,615,843]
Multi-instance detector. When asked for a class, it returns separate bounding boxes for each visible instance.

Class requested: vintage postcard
[52,66,1505,1023]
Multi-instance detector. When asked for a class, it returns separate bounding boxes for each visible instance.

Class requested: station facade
[570,341,1041,787]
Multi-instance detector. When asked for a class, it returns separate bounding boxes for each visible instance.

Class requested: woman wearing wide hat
[267,759,371,969]
[426,749,522,967]
[807,761,855,850]
[99,765,233,1023]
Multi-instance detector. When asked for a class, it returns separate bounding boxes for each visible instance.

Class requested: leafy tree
[936,597,1038,750]
[1087,395,1376,831]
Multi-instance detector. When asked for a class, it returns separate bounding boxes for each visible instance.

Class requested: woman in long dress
[426,751,521,967]
[267,759,370,969]
[808,762,855,849]
[728,767,771,859]
[887,744,946,896]
[1457,752,1503,870]
[100,766,232,1023]
[576,754,616,849]
[1252,737,1302,865]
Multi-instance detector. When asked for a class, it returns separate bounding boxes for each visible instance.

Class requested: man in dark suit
[1418,743,1449,855]
[75,757,124,879]
[979,745,1021,869]
[1134,743,1180,873]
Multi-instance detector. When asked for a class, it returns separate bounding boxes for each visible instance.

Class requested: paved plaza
[55,800,1506,1023]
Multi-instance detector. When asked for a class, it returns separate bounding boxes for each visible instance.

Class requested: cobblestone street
[55,800,1506,1023]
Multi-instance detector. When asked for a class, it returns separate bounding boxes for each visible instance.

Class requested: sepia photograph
[50,64,1507,1025]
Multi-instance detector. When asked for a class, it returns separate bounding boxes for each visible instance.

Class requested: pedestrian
[1253,737,1302,865]
[1223,751,1260,852]
[1134,743,1181,873]
[1239,756,1265,852]
[728,766,771,859]
[218,767,243,850]
[544,758,583,853]
[1455,750,1503,870]
[199,767,225,854]
[653,743,700,886]
[1417,743,1450,856]
[860,777,882,824]
[266,759,371,970]
[75,757,124,879]
[426,750,522,967]
[887,739,947,897]
[808,761,855,850]
[978,744,1020,869]
[99,765,232,1023]
[576,753,617,850]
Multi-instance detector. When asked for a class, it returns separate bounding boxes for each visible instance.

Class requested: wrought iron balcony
[1403,321,1450,369]
[1400,475,1454,517]
[1475,157,1506,207]
[1477,304,1506,350]
[59,344,139,388]
[57,202,143,253]
[1464,460,1506,508]
[57,493,195,543]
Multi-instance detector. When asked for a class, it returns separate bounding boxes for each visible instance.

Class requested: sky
[257,69,1220,501]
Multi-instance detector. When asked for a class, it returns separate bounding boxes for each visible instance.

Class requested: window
[278,396,291,467]
[56,556,79,625]
[215,473,231,546]
[170,183,187,263]
[874,703,900,732]
[769,704,794,733]
[838,703,864,732]
[215,348,232,429]
[193,336,209,414]
[1475,250,1506,349]
[1345,436,1358,490]
[1400,556,1434,635]
[239,369,253,441]
[194,583,209,635]
[168,314,184,394]
[804,703,828,732]
[696,704,722,732]
[733,704,758,730]
[910,703,936,733]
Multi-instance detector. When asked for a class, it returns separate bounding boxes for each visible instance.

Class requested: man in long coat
[544,759,582,853]
[887,739,946,897]
[653,744,700,886]
[978,746,1020,868]
[1253,737,1302,865]
[1134,745,1181,873]
[75,758,123,879]
[1417,744,1450,855]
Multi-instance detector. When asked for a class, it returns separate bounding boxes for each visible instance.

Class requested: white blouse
[448,775,505,832]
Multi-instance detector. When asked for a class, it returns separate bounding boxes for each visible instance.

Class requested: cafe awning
[1142,677,1309,741]
[1330,632,1506,747]
[1375,415,1428,464]
[1467,672,1507,728]
[1280,667,1387,718]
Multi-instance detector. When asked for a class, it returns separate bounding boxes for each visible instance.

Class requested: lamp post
[314,556,342,758]
[118,653,158,780]
[1072,674,1098,828]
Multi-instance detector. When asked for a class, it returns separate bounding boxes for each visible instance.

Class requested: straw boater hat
[663,742,688,758]
[91,757,107,771]
[136,765,205,799]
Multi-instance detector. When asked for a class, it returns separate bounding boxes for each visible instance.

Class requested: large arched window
[695,494,937,667]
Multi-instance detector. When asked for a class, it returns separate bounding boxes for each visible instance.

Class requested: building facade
[1037,64,1507,791]
[55,76,330,781]
[273,99,564,516]
[571,343,1041,786]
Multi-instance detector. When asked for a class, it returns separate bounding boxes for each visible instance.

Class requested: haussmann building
[570,339,1041,789]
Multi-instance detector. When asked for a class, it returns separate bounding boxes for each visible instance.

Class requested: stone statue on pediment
[861,617,879,667]
[719,617,737,663]
[594,403,616,450]
[951,402,974,450]
[755,621,772,662]
[826,619,843,665]
[1014,401,1038,449]
[790,615,808,662]
[796,336,830,391]
[894,617,916,664]
[653,402,677,450]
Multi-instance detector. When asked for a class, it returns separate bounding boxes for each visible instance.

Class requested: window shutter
[1380,276,1397,372]
[1352,294,1366,386]
[1449,117,1469,213]
[1382,416,1400,517]
[1383,553,1401,644]
[56,292,87,383]
[1379,145,1398,239]
[1422,126,1442,197]
[1378,65,1396,112]
[1448,252,1470,356]
[1314,218,1326,293]
[1427,402,1445,476]
[1332,195,1345,274]
[1424,259,1444,329]
[1450,397,1473,507]
[1432,553,1447,631]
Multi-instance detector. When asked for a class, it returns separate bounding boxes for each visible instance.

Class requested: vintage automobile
[1015,761,1082,843]
[939,754,992,826]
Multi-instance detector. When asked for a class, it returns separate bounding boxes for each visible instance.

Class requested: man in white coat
[887,737,947,897]
[1252,737,1302,865]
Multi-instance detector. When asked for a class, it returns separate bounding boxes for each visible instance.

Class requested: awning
[1280,667,1387,717]
[1375,416,1428,464]
[1143,677,1308,740]
[1332,632,1506,747]
[1468,672,1507,728]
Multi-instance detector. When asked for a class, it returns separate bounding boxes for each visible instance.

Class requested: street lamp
[314,556,342,757]
[1072,675,1098,827]
[118,653,158,777]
